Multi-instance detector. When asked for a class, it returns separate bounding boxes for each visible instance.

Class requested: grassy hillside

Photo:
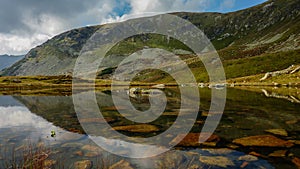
[1,0,299,83]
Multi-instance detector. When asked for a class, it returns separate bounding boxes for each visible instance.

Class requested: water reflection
[1,87,299,168]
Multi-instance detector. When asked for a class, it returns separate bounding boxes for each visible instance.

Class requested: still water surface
[0,87,299,168]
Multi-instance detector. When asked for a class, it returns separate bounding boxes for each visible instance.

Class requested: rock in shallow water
[265,129,288,137]
[238,155,258,162]
[268,150,287,157]
[170,133,220,147]
[292,157,300,168]
[199,156,234,168]
[233,135,294,147]
[109,160,133,169]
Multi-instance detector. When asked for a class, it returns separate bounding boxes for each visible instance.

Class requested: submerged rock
[199,156,234,168]
[171,133,220,147]
[292,157,300,168]
[81,145,101,152]
[268,150,287,157]
[109,160,133,169]
[238,155,258,162]
[265,129,288,137]
[233,135,294,147]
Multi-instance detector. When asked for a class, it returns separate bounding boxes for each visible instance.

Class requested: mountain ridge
[1,0,299,82]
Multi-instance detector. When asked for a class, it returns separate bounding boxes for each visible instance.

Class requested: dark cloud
[0,0,110,34]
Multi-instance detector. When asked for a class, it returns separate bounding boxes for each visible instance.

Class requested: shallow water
[0,87,299,168]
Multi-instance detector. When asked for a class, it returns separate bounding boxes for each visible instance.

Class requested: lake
[0,87,299,168]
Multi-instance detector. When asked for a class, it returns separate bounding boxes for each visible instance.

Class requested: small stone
[199,156,234,168]
[292,157,300,168]
[238,155,258,162]
[109,160,133,169]
[233,135,294,147]
[265,129,288,137]
[74,160,92,169]
[268,150,287,157]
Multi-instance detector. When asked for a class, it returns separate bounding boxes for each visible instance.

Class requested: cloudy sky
[0,0,267,55]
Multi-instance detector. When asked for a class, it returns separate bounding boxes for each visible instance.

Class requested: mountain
[2,0,300,82]
[0,54,24,72]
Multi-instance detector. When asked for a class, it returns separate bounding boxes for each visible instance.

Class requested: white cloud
[0,0,236,55]
[0,0,115,55]
[0,33,49,55]
[103,0,211,24]
[129,0,209,13]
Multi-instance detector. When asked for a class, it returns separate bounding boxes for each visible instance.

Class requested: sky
[0,0,267,55]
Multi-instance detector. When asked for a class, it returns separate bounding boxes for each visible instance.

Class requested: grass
[0,142,123,169]
[130,49,300,84]
[1,142,51,169]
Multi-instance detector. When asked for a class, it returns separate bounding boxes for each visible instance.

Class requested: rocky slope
[1,0,300,80]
